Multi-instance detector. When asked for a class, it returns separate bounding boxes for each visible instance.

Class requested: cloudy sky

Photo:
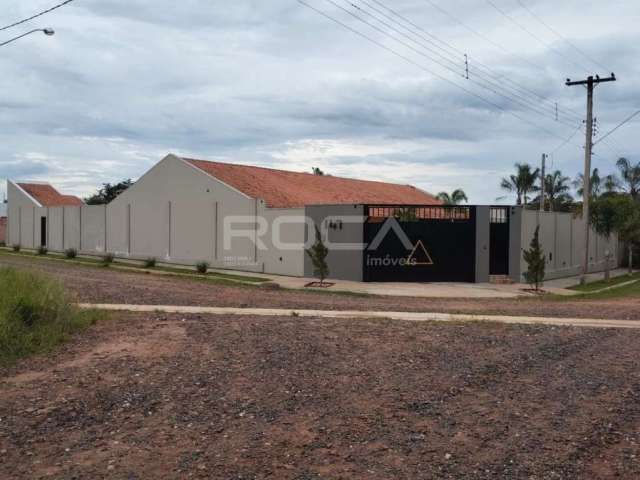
[0,0,638,203]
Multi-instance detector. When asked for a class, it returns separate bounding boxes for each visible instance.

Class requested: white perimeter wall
[6,156,308,277]
[520,210,618,281]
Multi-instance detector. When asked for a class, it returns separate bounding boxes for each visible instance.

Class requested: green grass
[568,272,640,293]
[0,268,104,366]
[568,280,640,300]
[0,248,268,284]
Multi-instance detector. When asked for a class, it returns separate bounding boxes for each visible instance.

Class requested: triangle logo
[407,240,434,266]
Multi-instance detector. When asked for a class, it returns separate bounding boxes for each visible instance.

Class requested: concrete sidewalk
[79,304,640,330]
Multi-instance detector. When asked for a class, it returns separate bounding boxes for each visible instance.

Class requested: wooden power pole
[566,73,617,285]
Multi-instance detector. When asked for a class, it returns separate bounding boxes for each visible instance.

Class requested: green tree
[592,195,640,275]
[394,208,418,222]
[85,179,134,205]
[312,167,325,176]
[306,226,329,285]
[616,157,640,200]
[619,209,640,274]
[523,226,546,291]
[573,168,613,199]
[500,163,539,206]
[436,189,468,205]
[535,170,573,211]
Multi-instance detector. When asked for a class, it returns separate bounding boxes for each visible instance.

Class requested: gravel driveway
[2,312,640,479]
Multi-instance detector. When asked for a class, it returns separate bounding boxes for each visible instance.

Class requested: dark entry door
[40,217,47,247]
[489,208,510,275]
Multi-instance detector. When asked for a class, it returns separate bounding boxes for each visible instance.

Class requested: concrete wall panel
[81,206,107,253]
[48,207,64,251]
[63,207,81,251]
[259,207,306,276]
[520,209,618,281]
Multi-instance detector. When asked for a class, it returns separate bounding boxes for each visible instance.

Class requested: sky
[0,0,638,204]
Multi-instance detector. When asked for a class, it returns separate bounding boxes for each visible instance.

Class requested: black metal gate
[489,207,510,276]
[363,206,477,283]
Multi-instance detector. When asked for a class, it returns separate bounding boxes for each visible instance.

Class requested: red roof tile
[17,183,84,207]
[184,158,441,208]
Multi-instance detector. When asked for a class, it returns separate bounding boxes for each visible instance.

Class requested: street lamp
[0,28,55,47]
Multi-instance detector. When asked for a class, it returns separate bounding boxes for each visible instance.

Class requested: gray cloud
[0,0,638,203]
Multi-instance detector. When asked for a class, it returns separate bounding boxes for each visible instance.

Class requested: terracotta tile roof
[17,183,84,207]
[184,158,442,208]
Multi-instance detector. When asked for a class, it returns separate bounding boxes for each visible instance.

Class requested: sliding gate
[363,206,477,283]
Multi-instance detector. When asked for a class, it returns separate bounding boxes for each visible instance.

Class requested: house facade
[6,154,618,283]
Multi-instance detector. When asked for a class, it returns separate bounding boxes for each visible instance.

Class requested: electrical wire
[329,0,579,128]
[418,0,550,73]
[484,0,592,73]
[298,0,581,145]
[0,0,76,32]
[514,0,610,73]
[359,0,583,123]
[549,124,583,155]
[593,110,640,146]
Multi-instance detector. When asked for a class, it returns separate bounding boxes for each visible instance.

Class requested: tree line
[499,158,640,212]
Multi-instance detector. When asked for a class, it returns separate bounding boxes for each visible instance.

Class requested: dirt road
[1,254,640,320]
[2,312,640,479]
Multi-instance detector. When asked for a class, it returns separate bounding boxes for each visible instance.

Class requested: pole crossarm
[566,74,617,86]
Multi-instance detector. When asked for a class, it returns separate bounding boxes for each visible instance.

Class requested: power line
[359,0,583,123]
[330,0,579,127]
[0,0,76,33]
[596,137,624,159]
[549,124,583,155]
[484,0,592,73]
[419,0,551,73]
[514,0,610,73]
[298,0,580,145]
[593,110,640,146]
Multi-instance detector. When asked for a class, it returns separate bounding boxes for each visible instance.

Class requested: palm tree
[574,168,604,199]
[436,189,468,205]
[536,170,573,211]
[500,163,539,206]
[616,157,640,200]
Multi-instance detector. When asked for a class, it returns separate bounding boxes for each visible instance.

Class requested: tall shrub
[523,226,546,291]
[306,226,329,285]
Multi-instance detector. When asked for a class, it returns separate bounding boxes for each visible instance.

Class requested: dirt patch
[2,254,640,321]
[1,312,640,478]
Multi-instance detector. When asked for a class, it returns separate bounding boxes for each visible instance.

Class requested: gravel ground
[1,254,640,320]
[1,313,640,479]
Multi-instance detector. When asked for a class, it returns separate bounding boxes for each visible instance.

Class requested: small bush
[144,257,157,269]
[101,253,115,266]
[196,262,209,274]
[64,248,78,259]
[0,268,102,365]
[12,244,20,252]
[37,246,48,256]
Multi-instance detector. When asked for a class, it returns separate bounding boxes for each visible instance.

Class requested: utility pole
[540,153,547,212]
[566,73,617,285]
